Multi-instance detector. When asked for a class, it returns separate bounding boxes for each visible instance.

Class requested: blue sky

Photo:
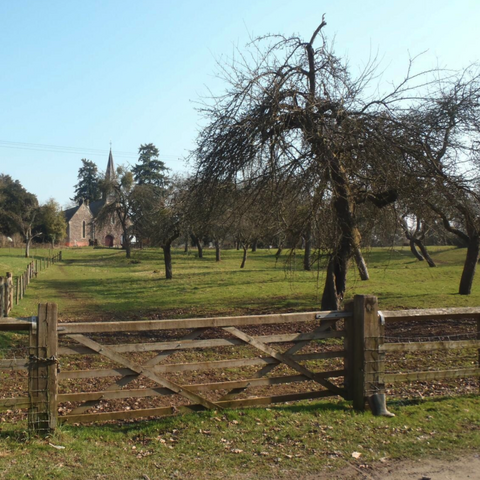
[1,0,479,207]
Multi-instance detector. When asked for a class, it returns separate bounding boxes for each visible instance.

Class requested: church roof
[64,205,80,222]
[89,199,106,217]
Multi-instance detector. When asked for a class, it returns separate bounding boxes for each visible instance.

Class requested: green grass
[0,396,479,479]
[1,245,480,479]
[6,244,480,320]
[0,247,54,278]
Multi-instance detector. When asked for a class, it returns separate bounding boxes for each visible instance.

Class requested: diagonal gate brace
[69,328,207,415]
[67,334,222,411]
[223,326,344,397]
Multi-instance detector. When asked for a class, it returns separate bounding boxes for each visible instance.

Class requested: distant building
[64,150,124,247]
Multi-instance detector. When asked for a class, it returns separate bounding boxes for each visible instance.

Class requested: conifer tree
[132,143,169,189]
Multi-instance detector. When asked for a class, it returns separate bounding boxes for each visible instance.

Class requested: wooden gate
[57,309,351,424]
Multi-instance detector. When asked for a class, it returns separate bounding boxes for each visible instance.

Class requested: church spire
[106,148,116,182]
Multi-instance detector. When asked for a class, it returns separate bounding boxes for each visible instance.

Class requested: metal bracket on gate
[378,311,385,326]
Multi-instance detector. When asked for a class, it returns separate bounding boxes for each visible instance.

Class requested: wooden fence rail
[0,295,479,434]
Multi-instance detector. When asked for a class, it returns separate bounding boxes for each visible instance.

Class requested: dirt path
[317,454,480,480]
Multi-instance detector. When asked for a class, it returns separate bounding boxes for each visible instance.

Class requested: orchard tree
[132,180,182,279]
[192,18,419,309]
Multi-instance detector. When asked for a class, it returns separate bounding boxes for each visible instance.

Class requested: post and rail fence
[0,251,62,317]
[0,295,479,435]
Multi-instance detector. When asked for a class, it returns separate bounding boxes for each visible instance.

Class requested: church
[64,150,125,247]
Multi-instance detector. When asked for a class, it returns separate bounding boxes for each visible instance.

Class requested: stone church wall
[66,204,93,247]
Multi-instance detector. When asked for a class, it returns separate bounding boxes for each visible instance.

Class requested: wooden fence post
[351,295,393,416]
[0,277,4,317]
[28,303,58,434]
[15,276,19,305]
[6,273,13,316]
[343,300,354,401]
[59,251,62,261]
[477,316,480,394]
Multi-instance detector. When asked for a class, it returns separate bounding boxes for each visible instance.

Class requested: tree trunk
[321,255,341,311]
[196,240,203,258]
[240,245,248,269]
[321,240,350,311]
[163,243,173,280]
[320,155,357,310]
[215,240,221,262]
[353,245,369,280]
[409,239,425,261]
[124,238,131,259]
[251,239,258,252]
[275,246,283,259]
[303,232,312,271]
[459,236,480,294]
[414,239,436,267]
[184,233,189,253]
[25,237,31,258]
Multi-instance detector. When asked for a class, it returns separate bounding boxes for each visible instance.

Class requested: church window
[82,221,86,238]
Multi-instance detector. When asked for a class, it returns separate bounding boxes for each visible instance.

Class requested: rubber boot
[368,393,395,417]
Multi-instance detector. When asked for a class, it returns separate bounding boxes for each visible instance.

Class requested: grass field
[0,245,479,479]
[3,244,480,321]
[0,247,54,278]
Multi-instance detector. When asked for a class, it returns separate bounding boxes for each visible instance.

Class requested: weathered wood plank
[59,387,173,402]
[382,340,480,352]
[60,389,335,424]
[0,359,29,370]
[58,330,345,356]
[383,367,480,383]
[382,307,480,323]
[0,397,30,409]
[58,371,346,403]
[0,317,35,331]
[57,311,351,334]
[59,350,345,379]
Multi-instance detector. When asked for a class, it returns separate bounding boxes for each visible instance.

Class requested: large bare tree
[192,18,422,309]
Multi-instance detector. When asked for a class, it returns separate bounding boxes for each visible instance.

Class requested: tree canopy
[132,143,169,189]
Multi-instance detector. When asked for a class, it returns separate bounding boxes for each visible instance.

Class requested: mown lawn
[0,245,479,479]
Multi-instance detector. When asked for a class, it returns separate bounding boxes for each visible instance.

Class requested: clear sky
[1,0,479,207]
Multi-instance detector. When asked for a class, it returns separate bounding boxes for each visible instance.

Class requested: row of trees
[0,175,66,256]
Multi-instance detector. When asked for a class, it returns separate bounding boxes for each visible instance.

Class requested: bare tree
[192,19,419,309]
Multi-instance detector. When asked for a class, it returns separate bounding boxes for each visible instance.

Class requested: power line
[0,140,185,161]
